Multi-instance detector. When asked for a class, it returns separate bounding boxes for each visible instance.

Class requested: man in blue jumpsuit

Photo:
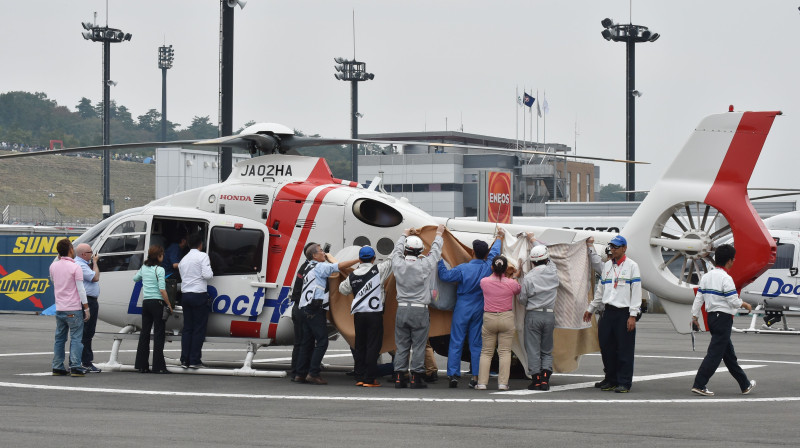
[437,229,503,388]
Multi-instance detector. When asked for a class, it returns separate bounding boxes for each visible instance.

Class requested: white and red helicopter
[0,109,781,372]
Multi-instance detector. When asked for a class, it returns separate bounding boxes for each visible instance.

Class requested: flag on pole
[543,98,550,114]
[517,95,523,106]
[523,92,535,108]
[536,99,542,117]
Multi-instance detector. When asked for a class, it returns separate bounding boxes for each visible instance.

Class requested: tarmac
[1,312,798,447]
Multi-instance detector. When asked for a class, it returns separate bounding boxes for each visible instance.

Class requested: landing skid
[97,326,287,377]
[734,305,800,335]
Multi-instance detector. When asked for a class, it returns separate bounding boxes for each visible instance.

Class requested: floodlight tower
[81,18,132,218]
[158,45,175,142]
[601,18,659,202]
[334,57,374,182]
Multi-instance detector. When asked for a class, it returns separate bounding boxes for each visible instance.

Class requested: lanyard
[612,261,623,289]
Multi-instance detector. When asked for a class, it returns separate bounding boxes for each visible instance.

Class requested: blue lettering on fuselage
[208,285,265,318]
[128,284,267,319]
[761,277,800,297]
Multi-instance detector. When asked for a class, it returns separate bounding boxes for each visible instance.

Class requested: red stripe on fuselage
[704,111,779,290]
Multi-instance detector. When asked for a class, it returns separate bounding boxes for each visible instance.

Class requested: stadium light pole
[219,0,246,182]
[158,45,175,143]
[81,18,132,218]
[334,57,374,183]
[601,18,659,202]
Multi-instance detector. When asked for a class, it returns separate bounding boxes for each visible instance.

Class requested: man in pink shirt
[49,238,90,377]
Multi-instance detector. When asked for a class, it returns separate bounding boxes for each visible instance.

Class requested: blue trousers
[447,306,483,377]
[81,297,99,365]
[181,292,210,365]
[693,311,750,391]
[53,310,84,370]
[597,305,636,389]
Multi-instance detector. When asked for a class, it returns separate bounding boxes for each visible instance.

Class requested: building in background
[358,131,595,218]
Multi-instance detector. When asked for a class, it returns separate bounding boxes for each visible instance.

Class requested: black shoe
[601,383,618,391]
[468,379,478,389]
[180,362,189,369]
[188,363,207,369]
[448,376,459,388]
[393,372,408,389]
[614,386,630,393]
[82,363,102,373]
[410,372,428,389]
[138,368,151,374]
[423,372,439,383]
[594,379,612,389]
[154,369,172,374]
[52,368,69,376]
[70,367,87,377]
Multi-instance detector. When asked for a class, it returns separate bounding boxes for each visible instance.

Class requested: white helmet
[405,235,424,253]
[530,245,549,262]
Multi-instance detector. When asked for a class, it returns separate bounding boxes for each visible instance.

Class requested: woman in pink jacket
[476,255,521,390]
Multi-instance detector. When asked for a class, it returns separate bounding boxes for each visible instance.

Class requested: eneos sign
[487,171,511,223]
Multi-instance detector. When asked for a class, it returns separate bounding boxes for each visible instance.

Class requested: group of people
[51,226,758,396]
[49,234,213,376]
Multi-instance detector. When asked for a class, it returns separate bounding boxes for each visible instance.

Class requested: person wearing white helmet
[519,232,560,390]
[582,234,642,393]
[390,225,445,389]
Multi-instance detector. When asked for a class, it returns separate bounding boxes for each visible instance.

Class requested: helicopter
[0,109,781,373]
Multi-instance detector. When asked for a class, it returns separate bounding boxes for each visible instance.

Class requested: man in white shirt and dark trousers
[583,235,641,393]
[296,244,360,385]
[339,246,393,387]
[390,225,445,389]
[179,233,214,369]
[690,244,756,396]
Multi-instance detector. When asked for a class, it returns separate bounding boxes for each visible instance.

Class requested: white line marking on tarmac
[0,348,351,357]
[0,380,795,404]
[494,365,765,395]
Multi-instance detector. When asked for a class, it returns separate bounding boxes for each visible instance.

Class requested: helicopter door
[95,216,152,326]
[205,222,267,320]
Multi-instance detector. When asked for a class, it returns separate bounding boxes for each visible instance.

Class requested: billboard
[0,234,80,312]
[477,170,513,223]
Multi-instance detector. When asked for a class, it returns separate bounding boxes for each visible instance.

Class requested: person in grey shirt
[519,233,559,390]
[390,224,444,389]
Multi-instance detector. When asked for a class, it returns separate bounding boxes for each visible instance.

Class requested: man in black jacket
[289,243,316,382]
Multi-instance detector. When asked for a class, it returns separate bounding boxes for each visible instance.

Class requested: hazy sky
[2,0,798,198]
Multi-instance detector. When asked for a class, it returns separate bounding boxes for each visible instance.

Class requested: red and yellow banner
[487,171,511,223]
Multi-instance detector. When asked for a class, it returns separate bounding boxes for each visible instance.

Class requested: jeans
[181,292,210,366]
[296,306,329,377]
[81,297,99,365]
[53,310,84,370]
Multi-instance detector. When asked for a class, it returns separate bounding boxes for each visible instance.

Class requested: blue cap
[359,246,375,261]
[609,235,627,247]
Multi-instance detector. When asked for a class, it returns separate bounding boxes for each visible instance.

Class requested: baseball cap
[359,246,376,261]
[609,235,627,247]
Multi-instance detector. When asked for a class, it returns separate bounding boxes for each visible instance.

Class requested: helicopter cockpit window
[98,219,148,272]
[110,220,147,234]
[774,242,795,270]
[208,227,264,275]
[352,198,403,228]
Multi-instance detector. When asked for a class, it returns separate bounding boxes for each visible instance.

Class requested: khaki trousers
[478,311,515,387]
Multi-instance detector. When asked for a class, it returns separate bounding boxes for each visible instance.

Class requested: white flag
[536,100,542,117]
[543,98,550,115]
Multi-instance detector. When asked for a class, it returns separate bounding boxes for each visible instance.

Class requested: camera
[323,243,331,253]
[605,245,612,257]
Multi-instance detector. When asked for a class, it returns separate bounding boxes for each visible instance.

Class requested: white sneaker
[474,384,486,390]
[691,387,714,396]
[742,380,756,395]
[498,384,509,391]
